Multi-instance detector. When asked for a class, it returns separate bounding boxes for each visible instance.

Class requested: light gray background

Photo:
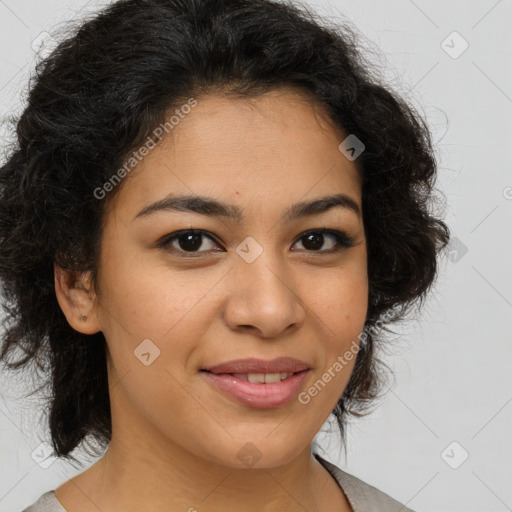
[0,1,511,511]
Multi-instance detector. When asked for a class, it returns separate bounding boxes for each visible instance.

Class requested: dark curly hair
[0,0,450,465]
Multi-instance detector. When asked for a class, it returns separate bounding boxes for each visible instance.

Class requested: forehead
[106,89,363,223]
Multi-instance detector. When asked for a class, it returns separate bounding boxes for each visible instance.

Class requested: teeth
[261,373,281,383]
[248,373,266,383]
[240,372,293,383]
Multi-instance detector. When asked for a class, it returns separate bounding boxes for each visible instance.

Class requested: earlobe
[54,264,101,335]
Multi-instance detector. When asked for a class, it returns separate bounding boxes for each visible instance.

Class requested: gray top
[22,453,415,512]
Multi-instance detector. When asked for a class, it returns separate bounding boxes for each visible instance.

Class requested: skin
[54,88,368,512]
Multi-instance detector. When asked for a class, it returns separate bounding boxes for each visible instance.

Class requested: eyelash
[156,229,357,258]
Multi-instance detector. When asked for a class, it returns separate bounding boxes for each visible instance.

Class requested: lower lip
[202,370,310,408]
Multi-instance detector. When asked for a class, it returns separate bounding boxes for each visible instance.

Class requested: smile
[231,372,294,383]
[201,369,310,408]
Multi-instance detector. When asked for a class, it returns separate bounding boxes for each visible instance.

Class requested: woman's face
[93,88,368,469]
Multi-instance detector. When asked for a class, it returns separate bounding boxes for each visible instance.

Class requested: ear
[54,264,102,335]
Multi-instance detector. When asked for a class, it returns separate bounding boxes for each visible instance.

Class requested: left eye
[292,230,356,252]
[157,229,356,257]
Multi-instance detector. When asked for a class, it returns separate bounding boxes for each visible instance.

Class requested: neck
[58,438,336,512]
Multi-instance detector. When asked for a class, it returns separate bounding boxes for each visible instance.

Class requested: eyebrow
[134,193,361,222]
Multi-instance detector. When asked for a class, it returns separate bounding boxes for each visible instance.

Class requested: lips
[201,357,311,408]
[203,357,310,375]
[202,369,310,408]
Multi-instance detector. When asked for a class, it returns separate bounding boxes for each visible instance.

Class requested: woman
[0,0,450,510]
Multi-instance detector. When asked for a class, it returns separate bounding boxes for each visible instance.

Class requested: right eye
[157,229,224,257]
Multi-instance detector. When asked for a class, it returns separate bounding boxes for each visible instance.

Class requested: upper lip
[203,357,311,374]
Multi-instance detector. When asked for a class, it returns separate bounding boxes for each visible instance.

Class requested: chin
[212,437,309,470]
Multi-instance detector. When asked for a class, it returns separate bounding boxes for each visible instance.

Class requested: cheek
[98,250,209,337]
[304,268,368,394]
[306,266,368,332]
[97,256,227,391]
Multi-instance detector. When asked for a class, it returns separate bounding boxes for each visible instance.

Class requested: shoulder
[21,491,66,512]
[314,453,416,512]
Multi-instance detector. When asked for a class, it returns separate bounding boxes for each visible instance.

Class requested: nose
[222,252,306,338]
